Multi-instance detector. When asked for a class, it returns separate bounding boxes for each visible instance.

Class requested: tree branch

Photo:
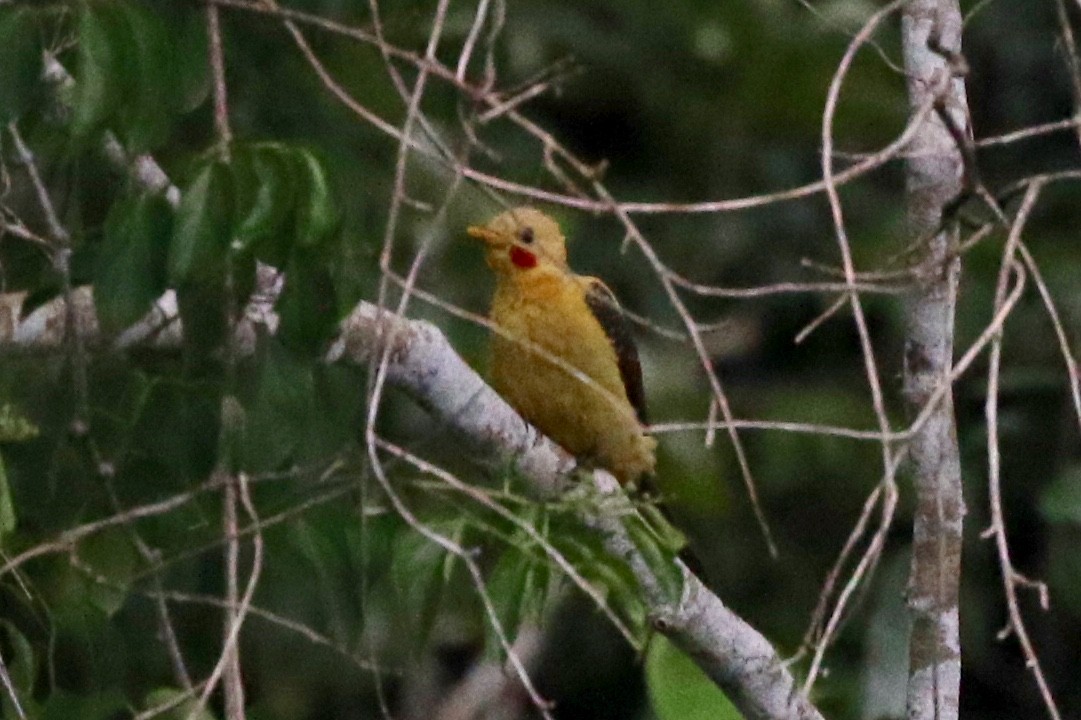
[330,303,824,720]
[10,44,828,720]
[0,286,825,720]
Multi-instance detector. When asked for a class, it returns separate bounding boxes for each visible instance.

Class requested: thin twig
[0,649,27,720]
[192,473,264,720]
[794,293,849,345]
[0,475,225,579]
[6,122,89,426]
[819,0,905,572]
[376,437,638,646]
[456,0,493,82]
[983,181,1062,720]
[1017,243,1081,437]
[143,590,393,675]
[1054,0,1081,151]
[207,4,233,155]
[205,8,245,716]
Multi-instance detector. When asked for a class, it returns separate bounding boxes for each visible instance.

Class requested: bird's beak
[467,225,502,246]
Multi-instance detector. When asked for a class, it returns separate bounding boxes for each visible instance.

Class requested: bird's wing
[581,277,648,424]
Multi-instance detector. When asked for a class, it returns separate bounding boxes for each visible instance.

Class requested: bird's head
[467,207,568,276]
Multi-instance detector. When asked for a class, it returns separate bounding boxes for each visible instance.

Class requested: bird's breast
[487,277,655,482]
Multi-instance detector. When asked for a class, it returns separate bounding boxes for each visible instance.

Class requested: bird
[467,207,656,486]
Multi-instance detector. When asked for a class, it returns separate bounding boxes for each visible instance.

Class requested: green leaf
[276,250,338,355]
[0,453,16,540]
[173,9,210,113]
[72,1,131,138]
[43,689,127,720]
[169,160,233,285]
[243,338,315,472]
[292,148,341,248]
[143,688,219,720]
[392,522,464,651]
[546,514,647,640]
[175,253,254,359]
[290,519,338,580]
[175,281,227,359]
[113,0,178,152]
[0,620,35,702]
[646,636,740,720]
[0,403,40,443]
[625,511,683,604]
[79,527,141,617]
[0,6,43,123]
[639,501,690,554]
[1040,465,1081,525]
[484,548,549,660]
[96,192,172,333]
[235,144,297,265]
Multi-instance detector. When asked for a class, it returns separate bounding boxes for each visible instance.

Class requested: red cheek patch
[510,246,538,269]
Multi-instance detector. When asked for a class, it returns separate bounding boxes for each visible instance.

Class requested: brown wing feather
[583,279,648,425]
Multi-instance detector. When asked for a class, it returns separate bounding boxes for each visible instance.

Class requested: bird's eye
[519,227,535,244]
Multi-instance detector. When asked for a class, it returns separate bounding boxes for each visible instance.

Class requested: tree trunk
[900,2,969,719]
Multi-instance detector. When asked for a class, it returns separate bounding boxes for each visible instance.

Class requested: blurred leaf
[143,688,219,720]
[392,521,465,651]
[0,6,43,122]
[234,144,297,266]
[43,690,127,720]
[639,501,689,554]
[174,9,210,113]
[18,242,100,322]
[0,403,40,442]
[292,148,341,248]
[113,0,178,152]
[79,528,141,617]
[345,511,400,588]
[169,160,233,285]
[277,250,339,355]
[484,546,549,660]
[646,635,739,720]
[175,280,228,360]
[303,365,364,460]
[0,453,15,539]
[1047,528,1081,615]
[286,517,354,636]
[545,511,647,640]
[171,156,246,356]
[1040,465,1081,525]
[96,192,173,333]
[624,510,682,604]
[291,518,339,580]
[243,338,314,471]
[0,620,35,707]
[72,0,131,138]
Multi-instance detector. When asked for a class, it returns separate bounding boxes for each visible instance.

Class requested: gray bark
[900,2,969,719]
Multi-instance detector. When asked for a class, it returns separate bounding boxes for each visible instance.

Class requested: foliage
[646,636,740,720]
[0,0,1079,719]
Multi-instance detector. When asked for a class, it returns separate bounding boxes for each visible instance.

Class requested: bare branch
[984,182,1063,720]
[0,650,27,720]
[327,302,825,720]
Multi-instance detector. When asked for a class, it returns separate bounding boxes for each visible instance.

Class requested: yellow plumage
[468,208,656,484]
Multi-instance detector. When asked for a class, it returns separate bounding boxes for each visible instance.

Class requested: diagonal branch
[13,35,829,720]
[327,302,825,720]
[0,283,826,720]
